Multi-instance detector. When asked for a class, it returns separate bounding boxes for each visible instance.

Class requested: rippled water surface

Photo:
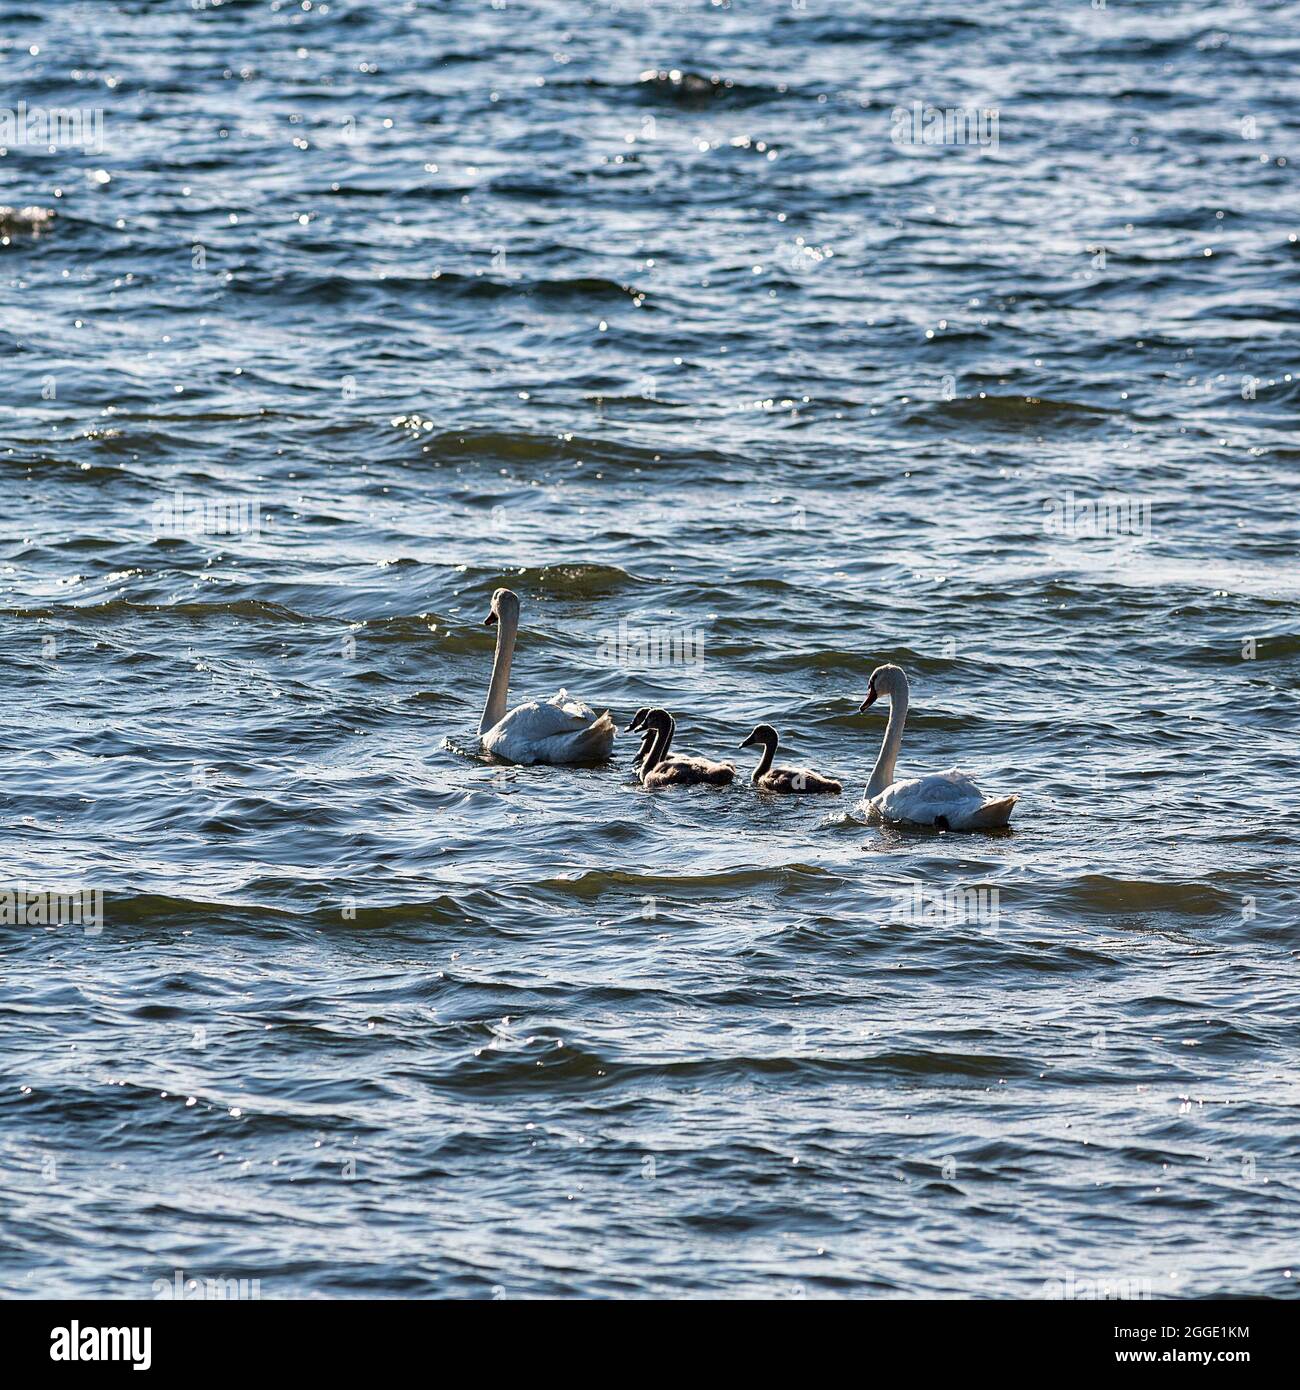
[3,0,1299,1299]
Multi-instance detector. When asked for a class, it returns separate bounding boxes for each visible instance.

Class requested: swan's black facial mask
[484,610,498,626]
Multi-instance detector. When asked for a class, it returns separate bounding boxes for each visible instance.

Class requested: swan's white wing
[488,691,592,739]
[545,688,599,722]
[867,769,985,826]
[482,690,615,764]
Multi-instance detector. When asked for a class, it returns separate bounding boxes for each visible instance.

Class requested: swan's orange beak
[859,685,878,712]
[484,610,497,626]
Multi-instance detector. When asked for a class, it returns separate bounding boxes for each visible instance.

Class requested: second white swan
[478,588,616,764]
[858,664,1017,830]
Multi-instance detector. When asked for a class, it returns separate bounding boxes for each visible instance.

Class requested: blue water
[2,0,1298,1299]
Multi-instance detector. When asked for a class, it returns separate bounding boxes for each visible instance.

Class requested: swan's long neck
[866,678,908,797]
[639,719,669,778]
[643,716,674,771]
[479,610,517,735]
[750,735,776,782]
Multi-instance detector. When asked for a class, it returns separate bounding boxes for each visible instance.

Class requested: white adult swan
[478,588,616,764]
[858,664,1017,829]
